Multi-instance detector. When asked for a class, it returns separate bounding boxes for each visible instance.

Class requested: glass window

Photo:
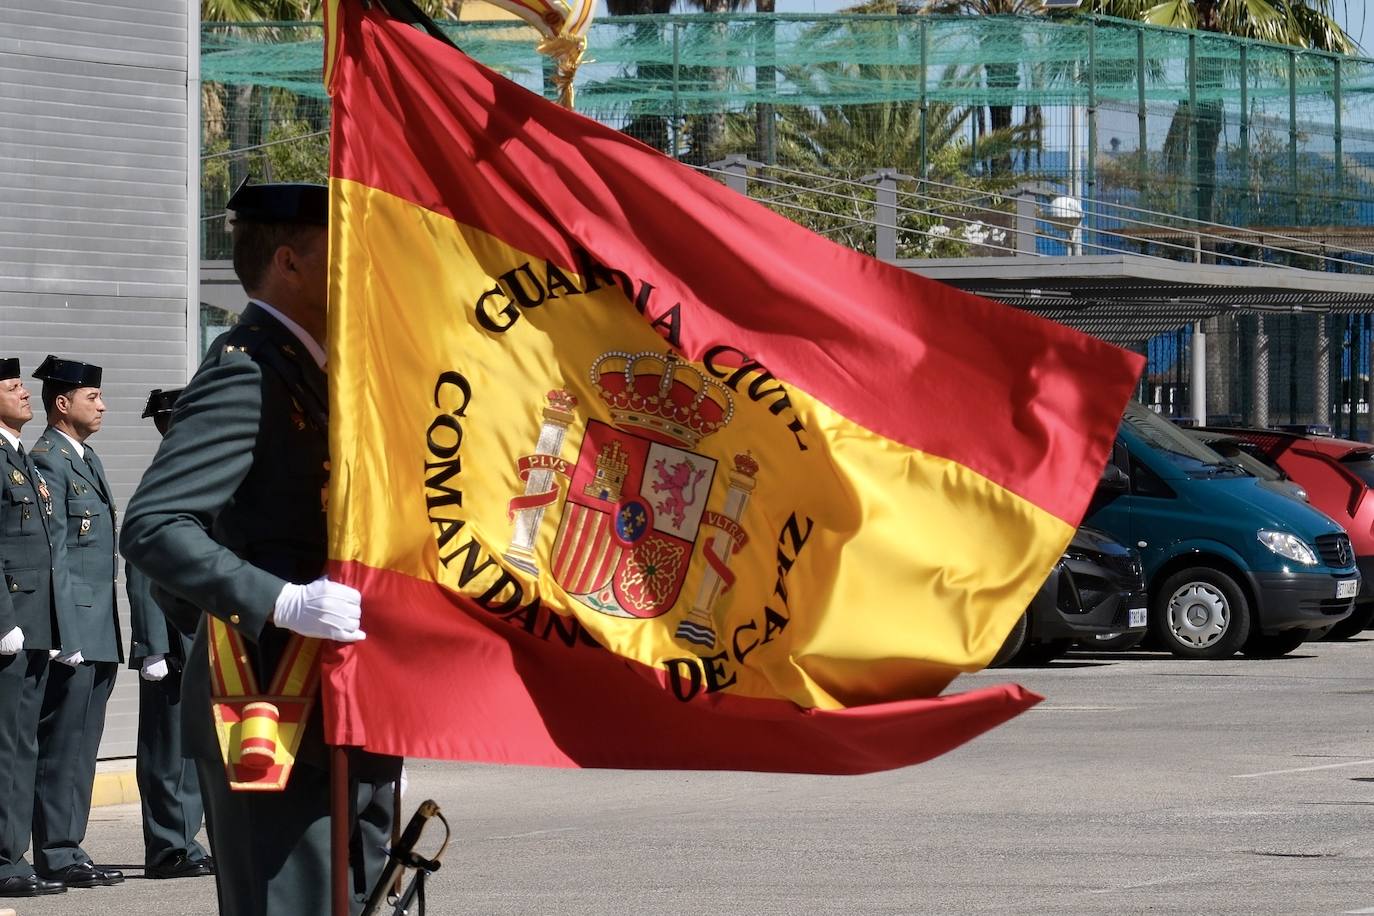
[1120,402,1239,477]
[200,303,238,358]
[1128,452,1175,499]
[1340,454,1374,489]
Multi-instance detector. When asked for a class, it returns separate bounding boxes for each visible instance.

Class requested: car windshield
[1121,403,1240,476]
[1340,454,1374,488]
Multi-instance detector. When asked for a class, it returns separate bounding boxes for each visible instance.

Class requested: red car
[1200,427,1374,639]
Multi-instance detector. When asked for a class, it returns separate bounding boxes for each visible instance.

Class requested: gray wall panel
[0,3,191,762]
[1,3,188,70]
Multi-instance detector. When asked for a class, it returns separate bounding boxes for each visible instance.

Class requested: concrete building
[0,1,199,757]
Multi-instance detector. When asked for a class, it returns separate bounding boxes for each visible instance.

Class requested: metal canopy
[901,254,1374,345]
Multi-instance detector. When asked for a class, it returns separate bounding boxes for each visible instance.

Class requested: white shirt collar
[54,428,85,459]
[249,298,327,369]
[0,428,19,453]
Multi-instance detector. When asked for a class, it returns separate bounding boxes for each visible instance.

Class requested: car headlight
[1257,530,1318,565]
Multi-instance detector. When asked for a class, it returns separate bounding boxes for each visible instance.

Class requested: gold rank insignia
[79,518,92,535]
[9,469,24,485]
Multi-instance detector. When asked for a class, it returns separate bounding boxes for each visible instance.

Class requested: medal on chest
[36,474,52,516]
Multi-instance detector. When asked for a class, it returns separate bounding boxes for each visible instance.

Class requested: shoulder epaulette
[29,438,51,455]
[218,321,270,359]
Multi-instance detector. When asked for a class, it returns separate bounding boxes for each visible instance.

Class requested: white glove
[399,764,409,799]
[272,577,366,643]
[140,654,169,681]
[0,627,23,655]
[55,650,84,667]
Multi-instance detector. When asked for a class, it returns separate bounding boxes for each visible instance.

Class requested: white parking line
[1233,758,1374,779]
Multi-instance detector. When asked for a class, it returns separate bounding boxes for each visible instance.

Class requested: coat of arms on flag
[503,351,752,644]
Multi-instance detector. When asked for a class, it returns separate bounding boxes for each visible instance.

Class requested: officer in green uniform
[127,387,214,881]
[0,359,67,899]
[28,356,124,889]
[122,180,398,916]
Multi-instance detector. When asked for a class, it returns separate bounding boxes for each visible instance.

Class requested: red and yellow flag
[320,3,1142,773]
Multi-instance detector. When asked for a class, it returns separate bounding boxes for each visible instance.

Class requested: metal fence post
[1136,26,1147,197]
[918,19,929,181]
[1086,20,1097,205]
[671,22,681,160]
[1015,191,1039,257]
[1333,57,1344,208]
[1289,49,1299,225]
[861,169,915,261]
[710,154,763,195]
[1188,32,1199,222]
[1238,44,1249,227]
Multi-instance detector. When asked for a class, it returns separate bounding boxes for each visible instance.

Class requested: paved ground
[9,637,1374,915]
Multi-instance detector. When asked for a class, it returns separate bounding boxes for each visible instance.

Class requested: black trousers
[0,650,48,880]
[197,753,395,916]
[136,668,209,867]
[32,659,116,873]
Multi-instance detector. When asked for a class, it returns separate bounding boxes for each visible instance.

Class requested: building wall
[0,1,194,758]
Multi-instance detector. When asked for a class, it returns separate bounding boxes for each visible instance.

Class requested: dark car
[991,525,1148,666]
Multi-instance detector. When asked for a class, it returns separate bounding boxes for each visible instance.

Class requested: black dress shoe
[91,863,125,884]
[145,853,214,879]
[0,874,67,896]
[42,861,123,887]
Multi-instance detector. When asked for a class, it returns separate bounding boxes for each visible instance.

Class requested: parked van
[1085,402,1359,659]
[1198,426,1374,640]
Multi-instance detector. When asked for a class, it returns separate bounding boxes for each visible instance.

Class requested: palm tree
[604,0,676,152]
[915,0,1045,173]
[1088,0,1356,224]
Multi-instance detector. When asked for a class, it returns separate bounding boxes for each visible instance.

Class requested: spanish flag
[320,2,1142,773]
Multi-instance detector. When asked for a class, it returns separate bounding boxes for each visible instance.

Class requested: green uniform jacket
[30,429,120,662]
[126,561,193,667]
[122,303,331,764]
[0,439,62,650]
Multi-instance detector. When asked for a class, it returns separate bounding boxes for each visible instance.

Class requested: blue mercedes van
[1085,402,1358,659]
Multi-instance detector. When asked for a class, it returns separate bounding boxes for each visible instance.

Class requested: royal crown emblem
[589,350,734,448]
[504,350,755,642]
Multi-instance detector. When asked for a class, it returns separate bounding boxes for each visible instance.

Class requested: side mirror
[1098,464,1130,492]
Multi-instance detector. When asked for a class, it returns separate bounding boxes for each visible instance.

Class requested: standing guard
[0,359,66,899]
[122,180,398,916]
[127,387,214,880]
[28,356,124,889]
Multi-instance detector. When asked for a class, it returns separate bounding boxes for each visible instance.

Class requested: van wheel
[1241,628,1309,658]
[1324,601,1374,641]
[989,611,1030,668]
[1151,568,1251,659]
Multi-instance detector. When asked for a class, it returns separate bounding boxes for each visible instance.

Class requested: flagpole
[331,746,351,916]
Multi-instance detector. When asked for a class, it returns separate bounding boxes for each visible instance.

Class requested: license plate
[1128,607,1147,628]
[1336,578,1359,599]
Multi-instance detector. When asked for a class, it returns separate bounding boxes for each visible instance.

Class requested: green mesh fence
[202,14,1374,256]
[201,14,1374,429]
